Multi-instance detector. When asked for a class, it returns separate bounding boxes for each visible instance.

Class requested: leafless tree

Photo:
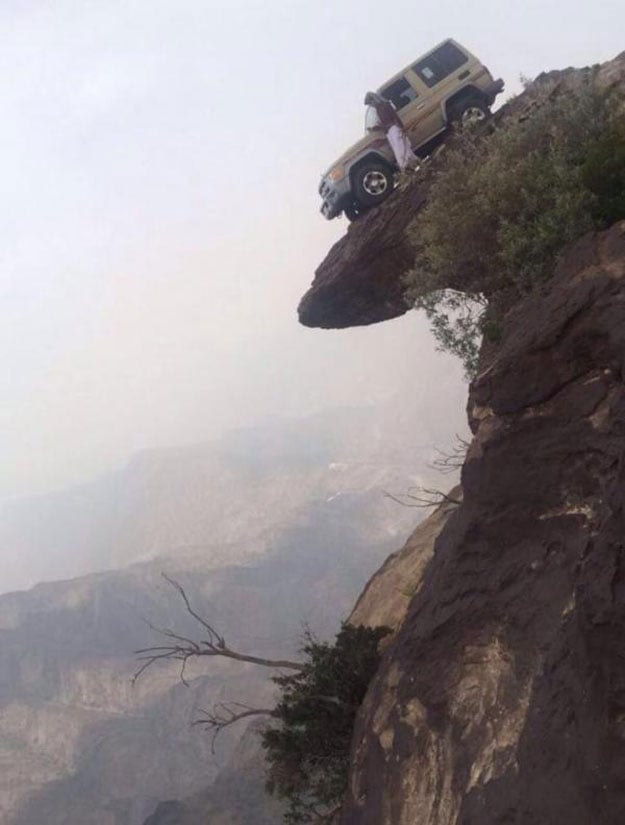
[133,574,303,686]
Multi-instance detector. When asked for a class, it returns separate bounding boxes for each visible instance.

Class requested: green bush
[581,123,625,225]
[405,84,625,375]
[262,623,390,824]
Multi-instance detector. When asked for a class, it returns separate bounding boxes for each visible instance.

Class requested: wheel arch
[347,150,395,185]
[442,85,488,122]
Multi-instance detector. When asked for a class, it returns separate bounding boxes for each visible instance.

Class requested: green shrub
[405,84,625,375]
[262,623,390,824]
[581,124,625,225]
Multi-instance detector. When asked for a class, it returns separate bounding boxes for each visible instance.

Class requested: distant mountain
[0,495,403,824]
[0,398,464,824]
[0,388,466,596]
[143,724,284,825]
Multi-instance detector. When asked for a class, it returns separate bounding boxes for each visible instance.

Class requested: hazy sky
[1,0,623,498]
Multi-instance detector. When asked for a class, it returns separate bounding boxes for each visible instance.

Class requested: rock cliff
[349,493,460,634]
[339,222,625,824]
[296,51,625,824]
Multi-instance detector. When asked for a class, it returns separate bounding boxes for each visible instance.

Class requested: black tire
[450,97,490,129]
[343,200,362,222]
[351,161,394,208]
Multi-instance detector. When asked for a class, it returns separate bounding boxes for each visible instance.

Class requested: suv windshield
[365,105,381,133]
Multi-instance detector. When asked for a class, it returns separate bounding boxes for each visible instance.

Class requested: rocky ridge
[1,393,466,595]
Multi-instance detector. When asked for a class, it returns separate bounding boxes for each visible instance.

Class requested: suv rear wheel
[351,161,394,208]
[451,97,490,128]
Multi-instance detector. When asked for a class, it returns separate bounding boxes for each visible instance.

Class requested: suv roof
[376,38,465,93]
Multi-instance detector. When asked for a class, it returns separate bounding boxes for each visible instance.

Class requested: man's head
[364,91,382,106]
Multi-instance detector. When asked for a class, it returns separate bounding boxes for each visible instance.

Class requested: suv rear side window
[381,77,418,110]
[413,42,468,88]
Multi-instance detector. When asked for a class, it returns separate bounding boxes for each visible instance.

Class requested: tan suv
[319,39,503,220]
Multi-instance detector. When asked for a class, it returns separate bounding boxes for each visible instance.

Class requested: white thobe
[387,124,418,170]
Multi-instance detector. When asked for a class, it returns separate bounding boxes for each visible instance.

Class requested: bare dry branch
[192,701,278,751]
[384,486,461,509]
[133,575,303,684]
[161,573,225,646]
[429,435,470,475]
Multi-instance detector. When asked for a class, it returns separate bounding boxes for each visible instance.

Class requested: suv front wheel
[351,161,394,208]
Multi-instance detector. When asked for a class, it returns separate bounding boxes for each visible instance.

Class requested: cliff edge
[341,222,625,824]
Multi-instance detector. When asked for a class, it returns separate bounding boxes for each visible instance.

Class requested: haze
[1,0,623,499]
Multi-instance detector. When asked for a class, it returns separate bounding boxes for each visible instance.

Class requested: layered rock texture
[340,222,625,824]
[349,492,459,634]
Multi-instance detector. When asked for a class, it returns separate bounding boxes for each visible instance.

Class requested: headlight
[328,166,345,182]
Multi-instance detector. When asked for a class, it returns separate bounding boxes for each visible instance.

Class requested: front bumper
[319,175,351,220]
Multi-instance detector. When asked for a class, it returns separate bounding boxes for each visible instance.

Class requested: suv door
[408,42,474,141]
[397,72,438,150]
[379,75,424,158]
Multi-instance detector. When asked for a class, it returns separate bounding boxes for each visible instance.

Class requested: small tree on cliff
[405,83,625,375]
[262,624,389,824]
[135,575,389,824]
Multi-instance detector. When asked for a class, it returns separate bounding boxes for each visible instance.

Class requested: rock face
[297,177,429,328]
[298,51,625,331]
[340,222,625,824]
[349,493,459,633]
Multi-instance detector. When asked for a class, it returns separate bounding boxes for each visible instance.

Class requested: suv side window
[413,42,468,88]
[381,77,418,110]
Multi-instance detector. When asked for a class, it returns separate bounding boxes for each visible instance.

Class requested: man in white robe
[364,91,418,171]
